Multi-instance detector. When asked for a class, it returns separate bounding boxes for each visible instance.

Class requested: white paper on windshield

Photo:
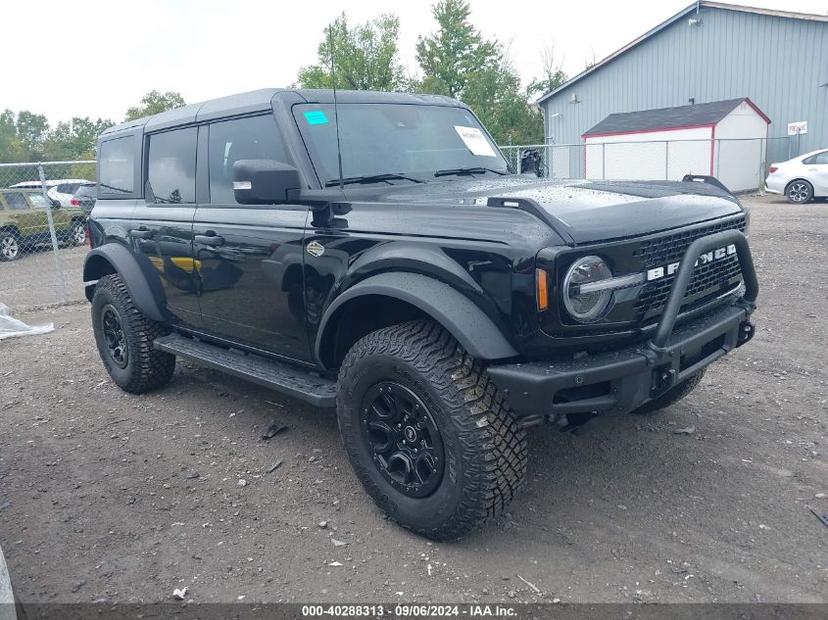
[454,126,496,157]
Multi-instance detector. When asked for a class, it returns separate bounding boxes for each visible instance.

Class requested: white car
[765,149,828,203]
[9,179,94,207]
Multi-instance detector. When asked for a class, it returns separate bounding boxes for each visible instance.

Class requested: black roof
[101,89,463,137]
[583,98,769,136]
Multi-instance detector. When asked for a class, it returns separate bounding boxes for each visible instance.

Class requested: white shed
[583,98,770,192]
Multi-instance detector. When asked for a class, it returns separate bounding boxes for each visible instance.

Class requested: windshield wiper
[434,167,507,178]
[324,173,423,187]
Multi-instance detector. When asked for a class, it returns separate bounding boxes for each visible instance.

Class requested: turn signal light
[768,166,778,173]
[535,268,549,312]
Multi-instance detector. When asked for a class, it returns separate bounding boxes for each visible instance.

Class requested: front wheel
[337,321,527,540]
[786,180,813,203]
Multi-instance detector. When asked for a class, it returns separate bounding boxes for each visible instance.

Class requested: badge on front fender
[306,240,325,257]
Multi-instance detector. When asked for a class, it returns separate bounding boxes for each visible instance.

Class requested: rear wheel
[0,231,20,262]
[633,369,705,416]
[786,180,813,203]
[337,320,527,540]
[91,274,175,394]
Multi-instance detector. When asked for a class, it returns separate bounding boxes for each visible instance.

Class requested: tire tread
[93,274,175,394]
[337,320,527,540]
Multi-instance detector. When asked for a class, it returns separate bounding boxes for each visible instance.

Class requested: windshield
[293,103,509,185]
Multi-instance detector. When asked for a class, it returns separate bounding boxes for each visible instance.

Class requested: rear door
[32,191,71,233]
[192,113,311,361]
[131,126,201,326]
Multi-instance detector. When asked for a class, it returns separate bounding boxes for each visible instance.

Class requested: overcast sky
[3,0,826,124]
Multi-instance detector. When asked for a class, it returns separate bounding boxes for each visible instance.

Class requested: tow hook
[651,366,676,396]
[737,321,755,347]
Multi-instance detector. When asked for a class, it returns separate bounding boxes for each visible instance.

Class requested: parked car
[765,149,828,203]
[0,189,87,261]
[84,89,758,540]
[9,179,94,207]
[70,183,97,213]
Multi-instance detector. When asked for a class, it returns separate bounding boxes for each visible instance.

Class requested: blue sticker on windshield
[304,110,329,125]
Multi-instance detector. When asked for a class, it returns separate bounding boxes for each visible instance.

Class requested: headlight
[563,256,613,322]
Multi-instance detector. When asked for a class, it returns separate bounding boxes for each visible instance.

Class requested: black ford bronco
[84,89,758,539]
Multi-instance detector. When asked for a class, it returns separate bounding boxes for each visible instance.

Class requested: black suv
[83,89,758,539]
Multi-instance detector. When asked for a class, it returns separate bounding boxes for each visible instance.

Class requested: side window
[147,128,197,204]
[5,192,30,210]
[28,193,49,209]
[99,136,135,195]
[814,151,828,165]
[208,115,288,204]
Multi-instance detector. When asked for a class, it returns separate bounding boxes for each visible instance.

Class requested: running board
[153,334,337,407]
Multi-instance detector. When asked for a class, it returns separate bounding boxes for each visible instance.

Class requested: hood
[351,176,744,245]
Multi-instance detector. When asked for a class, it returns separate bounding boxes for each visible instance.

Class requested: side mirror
[233,159,301,204]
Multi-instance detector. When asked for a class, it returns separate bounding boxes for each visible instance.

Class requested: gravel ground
[0,245,87,313]
[0,195,826,605]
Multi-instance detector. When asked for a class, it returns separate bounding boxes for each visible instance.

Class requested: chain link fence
[0,137,800,314]
[0,161,95,313]
[501,136,794,193]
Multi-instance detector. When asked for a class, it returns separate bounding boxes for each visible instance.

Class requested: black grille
[633,216,746,317]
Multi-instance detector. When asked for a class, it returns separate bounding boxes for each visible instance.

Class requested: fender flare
[315,272,519,367]
[83,243,167,322]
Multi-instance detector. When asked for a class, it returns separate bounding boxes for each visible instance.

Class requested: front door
[192,114,311,362]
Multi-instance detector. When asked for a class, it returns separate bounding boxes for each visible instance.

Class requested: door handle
[194,233,225,247]
[130,228,153,239]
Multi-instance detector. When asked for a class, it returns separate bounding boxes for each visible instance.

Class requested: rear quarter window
[99,136,135,195]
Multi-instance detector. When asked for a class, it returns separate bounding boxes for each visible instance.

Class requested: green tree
[124,90,186,121]
[526,46,568,98]
[463,64,544,145]
[297,13,406,91]
[0,110,27,163]
[415,0,499,99]
[15,111,50,159]
[44,117,114,160]
[415,0,542,144]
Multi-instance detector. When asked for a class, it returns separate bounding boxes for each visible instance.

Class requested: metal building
[537,1,828,179]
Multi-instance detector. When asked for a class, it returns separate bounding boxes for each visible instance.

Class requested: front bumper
[488,229,759,420]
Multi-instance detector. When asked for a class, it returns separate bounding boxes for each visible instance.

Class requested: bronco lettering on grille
[646,244,736,282]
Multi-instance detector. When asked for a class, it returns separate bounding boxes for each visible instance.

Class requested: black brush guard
[487,229,758,421]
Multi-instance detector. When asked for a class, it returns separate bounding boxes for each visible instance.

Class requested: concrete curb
[0,542,17,620]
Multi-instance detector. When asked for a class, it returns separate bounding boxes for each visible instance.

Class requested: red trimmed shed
[583,98,770,192]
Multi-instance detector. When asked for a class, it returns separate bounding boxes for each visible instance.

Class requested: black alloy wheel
[101,304,129,369]
[360,381,445,498]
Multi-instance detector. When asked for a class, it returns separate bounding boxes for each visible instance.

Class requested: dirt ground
[0,195,826,605]
[0,244,87,313]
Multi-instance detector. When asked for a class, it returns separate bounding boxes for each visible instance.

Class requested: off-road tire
[633,369,706,416]
[91,274,175,394]
[0,230,21,262]
[337,320,528,540]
